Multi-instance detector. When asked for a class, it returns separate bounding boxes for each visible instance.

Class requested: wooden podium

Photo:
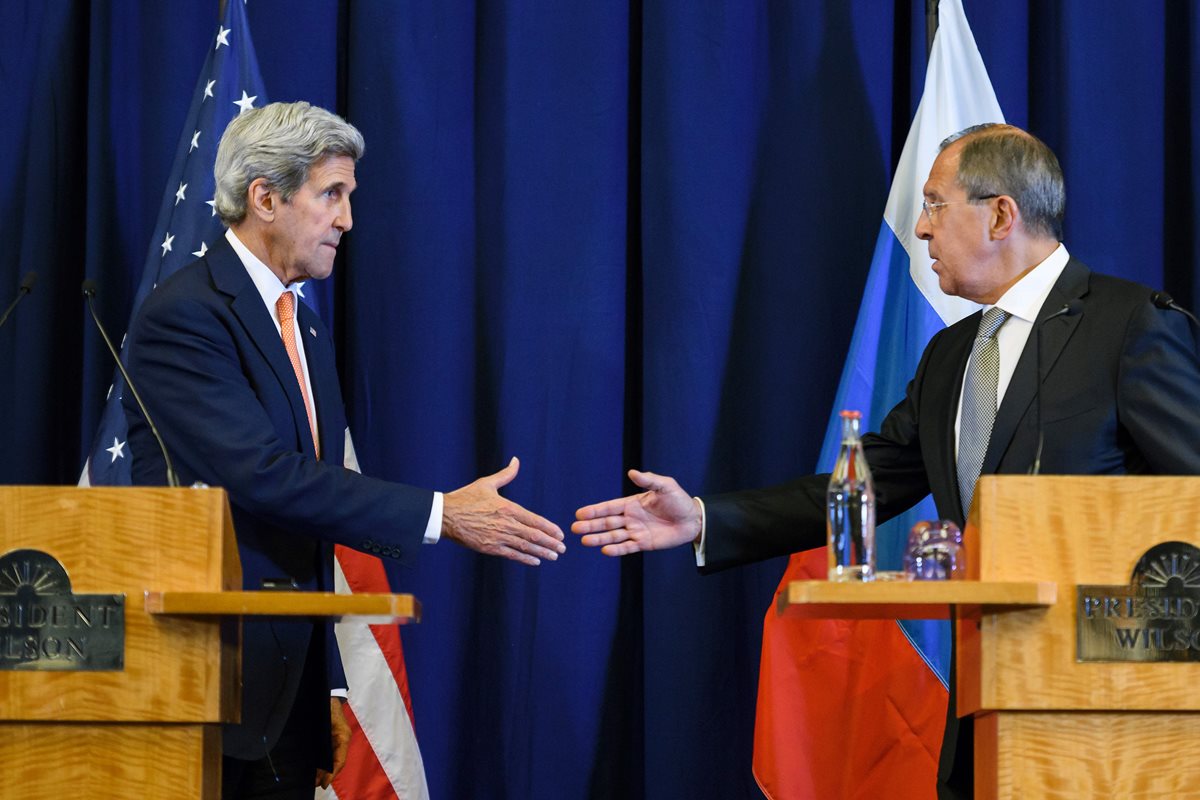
[0,487,419,799]
[780,476,1200,798]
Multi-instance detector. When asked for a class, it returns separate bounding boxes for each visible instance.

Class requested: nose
[915,207,932,241]
[335,196,353,233]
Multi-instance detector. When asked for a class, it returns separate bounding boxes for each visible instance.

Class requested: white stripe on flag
[333,556,430,800]
[336,428,429,800]
[885,0,1003,326]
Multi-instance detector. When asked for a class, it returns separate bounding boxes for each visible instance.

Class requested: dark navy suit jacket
[124,234,433,760]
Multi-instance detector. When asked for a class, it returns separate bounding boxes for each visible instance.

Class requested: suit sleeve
[125,288,432,564]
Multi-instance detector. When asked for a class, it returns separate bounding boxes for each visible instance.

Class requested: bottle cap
[839,409,862,420]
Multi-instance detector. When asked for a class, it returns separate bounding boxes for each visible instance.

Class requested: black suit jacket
[700,256,1200,796]
[124,235,434,761]
[701,257,1200,570]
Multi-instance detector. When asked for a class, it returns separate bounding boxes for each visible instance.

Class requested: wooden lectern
[959,475,1200,798]
[0,487,419,799]
[779,476,1200,798]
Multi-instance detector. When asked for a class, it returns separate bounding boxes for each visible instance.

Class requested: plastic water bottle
[827,410,876,581]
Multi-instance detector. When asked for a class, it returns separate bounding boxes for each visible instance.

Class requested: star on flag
[106,438,126,463]
[189,130,201,152]
[174,182,188,205]
[234,90,257,114]
[215,26,231,50]
[160,233,174,256]
[192,242,208,258]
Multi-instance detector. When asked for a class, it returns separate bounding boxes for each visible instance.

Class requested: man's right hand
[441,457,565,566]
[571,469,703,556]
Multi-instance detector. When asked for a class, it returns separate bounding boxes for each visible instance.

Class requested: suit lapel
[296,299,341,465]
[207,237,319,457]
[981,259,1090,475]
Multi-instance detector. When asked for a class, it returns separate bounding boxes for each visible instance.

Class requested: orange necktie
[276,291,320,459]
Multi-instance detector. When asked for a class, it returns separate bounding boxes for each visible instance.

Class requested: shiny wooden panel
[0,487,239,722]
[777,579,1056,620]
[975,712,1200,799]
[0,722,220,799]
[959,476,1200,714]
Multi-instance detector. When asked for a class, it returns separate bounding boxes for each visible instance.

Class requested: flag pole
[926,0,940,60]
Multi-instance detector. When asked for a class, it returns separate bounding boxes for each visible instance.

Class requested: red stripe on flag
[334,545,419,728]
[336,700,401,799]
[752,548,947,800]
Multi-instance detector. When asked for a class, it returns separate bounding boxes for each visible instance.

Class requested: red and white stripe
[319,431,429,800]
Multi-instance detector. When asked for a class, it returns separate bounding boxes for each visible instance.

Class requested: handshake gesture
[444,464,700,565]
[572,469,703,555]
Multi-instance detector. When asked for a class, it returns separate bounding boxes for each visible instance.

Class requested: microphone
[0,271,38,330]
[82,280,180,488]
[1030,300,1082,475]
[1150,290,1200,329]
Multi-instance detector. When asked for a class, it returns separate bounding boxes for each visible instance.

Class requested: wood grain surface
[959,476,1200,714]
[0,486,239,722]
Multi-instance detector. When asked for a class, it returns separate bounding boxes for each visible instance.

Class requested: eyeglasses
[921,195,999,222]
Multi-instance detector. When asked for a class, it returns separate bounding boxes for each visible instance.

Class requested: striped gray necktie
[957,307,1010,518]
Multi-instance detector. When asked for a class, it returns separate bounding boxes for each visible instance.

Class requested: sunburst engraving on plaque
[1134,545,1200,590]
[0,550,70,594]
[0,549,125,671]
[1078,542,1200,662]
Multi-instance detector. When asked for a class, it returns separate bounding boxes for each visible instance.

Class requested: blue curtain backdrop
[2,2,1197,798]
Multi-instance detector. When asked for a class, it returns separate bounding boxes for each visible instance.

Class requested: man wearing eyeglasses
[572,122,1200,798]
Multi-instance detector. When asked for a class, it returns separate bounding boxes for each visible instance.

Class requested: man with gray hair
[124,102,566,798]
[572,123,1200,797]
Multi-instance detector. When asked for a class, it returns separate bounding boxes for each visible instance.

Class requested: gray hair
[213,101,365,226]
[939,123,1064,240]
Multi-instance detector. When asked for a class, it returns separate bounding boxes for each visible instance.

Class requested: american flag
[81,0,268,487]
[79,3,428,797]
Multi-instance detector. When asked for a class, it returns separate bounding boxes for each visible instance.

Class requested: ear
[989,195,1019,240]
[246,177,277,223]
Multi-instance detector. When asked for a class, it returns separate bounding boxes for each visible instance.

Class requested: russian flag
[752,1,1002,797]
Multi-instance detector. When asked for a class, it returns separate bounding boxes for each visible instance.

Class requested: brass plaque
[0,549,124,671]
[1077,541,1200,662]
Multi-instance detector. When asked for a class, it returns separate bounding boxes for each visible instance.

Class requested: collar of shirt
[987,242,1071,325]
[954,243,1071,457]
[225,227,298,336]
[223,227,319,427]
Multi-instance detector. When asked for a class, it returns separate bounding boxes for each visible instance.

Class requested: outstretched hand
[572,469,703,556]
[442,457,565,566]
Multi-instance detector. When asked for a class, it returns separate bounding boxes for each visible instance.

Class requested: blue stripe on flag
[816,219,952,687]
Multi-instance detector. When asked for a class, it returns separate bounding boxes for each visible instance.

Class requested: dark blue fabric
[1,2,1198,798]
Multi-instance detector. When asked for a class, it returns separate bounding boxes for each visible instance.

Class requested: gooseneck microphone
[1030,300,1082,476]
[1150,290,1200,328]
[0,271,38,330]
[82,280,180,488]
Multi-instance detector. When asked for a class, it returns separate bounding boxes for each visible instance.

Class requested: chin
[309,260,336,282]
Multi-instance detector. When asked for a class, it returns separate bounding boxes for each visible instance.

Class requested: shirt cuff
[423,491,444,544]
[693,496,707,568]
[330,689,348,699]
